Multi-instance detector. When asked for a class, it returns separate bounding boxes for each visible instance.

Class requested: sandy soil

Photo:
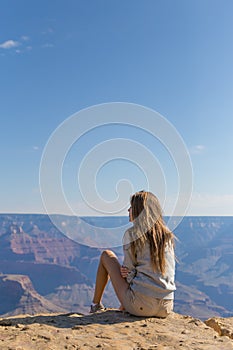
[0,310,233,350]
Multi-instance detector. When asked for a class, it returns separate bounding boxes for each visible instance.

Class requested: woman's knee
[101,250,116,262]
[100,250,121,272]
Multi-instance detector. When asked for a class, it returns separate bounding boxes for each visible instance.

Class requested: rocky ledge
[0,310,233,349]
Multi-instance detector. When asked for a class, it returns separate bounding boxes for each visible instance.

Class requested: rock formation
[0,274,66,317]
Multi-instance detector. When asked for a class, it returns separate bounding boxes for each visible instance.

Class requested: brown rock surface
[0,310,233,350]
[205,317,233,339]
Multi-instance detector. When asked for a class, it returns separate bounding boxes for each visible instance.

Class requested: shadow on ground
[0,309,156,328]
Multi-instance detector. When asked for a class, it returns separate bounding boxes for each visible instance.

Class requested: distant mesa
[0,274,66,317]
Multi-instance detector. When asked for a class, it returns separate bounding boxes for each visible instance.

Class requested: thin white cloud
[0,36,31,53]
[0,40,20,49]
[187,193,233,215]
[190,144,206,155]
[33,146,39,151]
[42,27,54,35]
[41,43,54,48]
[21,35,30,41]
[0,34,55,53]
[163,192,233,216]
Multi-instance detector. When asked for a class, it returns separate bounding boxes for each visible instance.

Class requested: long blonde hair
[128,191,174,275]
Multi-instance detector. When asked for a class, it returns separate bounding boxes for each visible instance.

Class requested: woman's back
[123,240,176,299]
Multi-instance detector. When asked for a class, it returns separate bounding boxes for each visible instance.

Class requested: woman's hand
[120,265,129,279]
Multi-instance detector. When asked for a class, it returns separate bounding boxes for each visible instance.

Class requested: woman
[90,190,176,317]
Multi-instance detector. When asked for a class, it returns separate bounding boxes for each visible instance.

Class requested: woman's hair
[129,190,174,275]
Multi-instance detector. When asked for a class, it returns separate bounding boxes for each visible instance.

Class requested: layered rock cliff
[1,214,233,319]
[0,274,66,317]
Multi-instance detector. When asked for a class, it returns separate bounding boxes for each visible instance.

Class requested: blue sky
[1,0,233,216]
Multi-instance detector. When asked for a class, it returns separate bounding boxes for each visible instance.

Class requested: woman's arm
[123,244,137,283]
[123,243,135,270]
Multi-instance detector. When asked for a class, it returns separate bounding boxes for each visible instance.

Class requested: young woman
[90,190,176,317]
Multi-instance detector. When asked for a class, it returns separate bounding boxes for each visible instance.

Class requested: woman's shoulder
[122,227,134,245]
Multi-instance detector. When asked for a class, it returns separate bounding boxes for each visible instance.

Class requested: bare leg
[92,250,129,306]
[92,253,110,304]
